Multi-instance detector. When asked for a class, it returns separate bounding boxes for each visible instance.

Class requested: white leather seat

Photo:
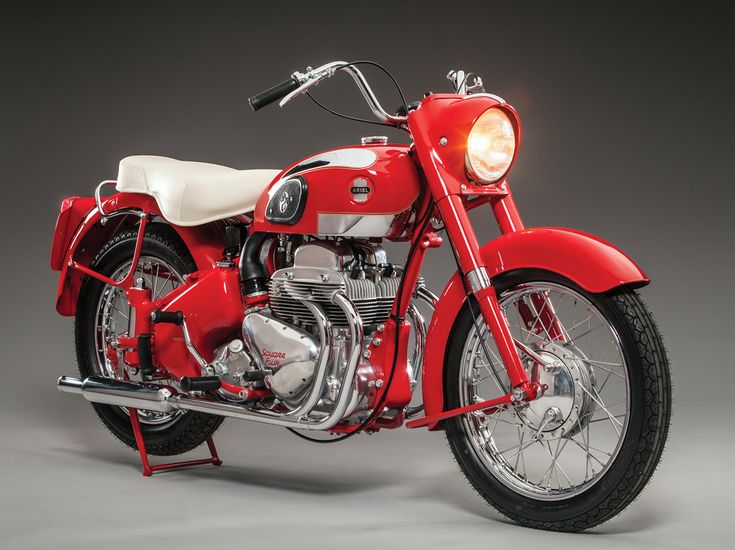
[116,156,281,226]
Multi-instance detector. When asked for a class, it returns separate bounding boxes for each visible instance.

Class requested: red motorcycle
[51,61,671,531]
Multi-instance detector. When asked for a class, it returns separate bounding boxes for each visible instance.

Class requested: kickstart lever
[151,309,208,368]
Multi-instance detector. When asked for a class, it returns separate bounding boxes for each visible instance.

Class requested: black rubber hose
[239,232,269,295]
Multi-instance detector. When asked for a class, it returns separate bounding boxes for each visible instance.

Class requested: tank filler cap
[361,136,388,145]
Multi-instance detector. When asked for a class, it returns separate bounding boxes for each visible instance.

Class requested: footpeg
[180,376,221,392]
[151,309,184,325]
[241,370,266,382]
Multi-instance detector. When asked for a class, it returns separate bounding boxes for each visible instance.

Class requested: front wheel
[444,270,671,531]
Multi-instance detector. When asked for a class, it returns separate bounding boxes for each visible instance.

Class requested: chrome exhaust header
[57,292,365,431]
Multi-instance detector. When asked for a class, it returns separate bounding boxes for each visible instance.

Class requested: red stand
[129,408,222,477]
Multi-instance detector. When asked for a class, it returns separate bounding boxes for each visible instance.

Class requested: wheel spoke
[499,438,538,461]
[526,294,555,343]
[578,384,623,435]
[587,415,625,424]
[570,437,608,468]
[559,313,594,340]
[475,356,506,394]
[94,256,185,426]
[486,412,502,440]
[514,430,525,471]
[567,321,603,344]
[151,263,160,298]
[457,281,630,500]
[585,360,625,378]
[538,439,573,488]
[154,272,174,300]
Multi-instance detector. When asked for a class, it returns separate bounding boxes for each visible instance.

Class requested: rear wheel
[444,270,671,531]
[75,223,223,456]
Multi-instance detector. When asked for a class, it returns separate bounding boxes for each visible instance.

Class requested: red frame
[51,92,650,434]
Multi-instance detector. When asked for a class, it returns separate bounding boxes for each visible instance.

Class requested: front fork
[436,194,538,401]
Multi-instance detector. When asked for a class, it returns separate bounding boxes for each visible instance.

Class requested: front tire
[443,270,671,531]
[75,223,223,456]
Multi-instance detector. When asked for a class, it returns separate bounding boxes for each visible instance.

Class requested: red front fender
[419,227,648,430]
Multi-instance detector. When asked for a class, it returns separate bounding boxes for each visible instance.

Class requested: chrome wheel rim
[94,256,185,425]
[459,282,630,500]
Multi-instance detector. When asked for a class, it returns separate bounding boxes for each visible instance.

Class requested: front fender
[53,192,224,316]
[419,227,648,429]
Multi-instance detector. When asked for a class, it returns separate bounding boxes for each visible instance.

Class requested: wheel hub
[516,342,597,440]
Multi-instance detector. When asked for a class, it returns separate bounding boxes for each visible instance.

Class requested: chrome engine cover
[242,309,319,406]
[268,240,400,327]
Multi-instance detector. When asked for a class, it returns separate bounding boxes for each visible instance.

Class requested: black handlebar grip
[248,76,300,111]
[180,376,222,392]
[151,310,184,326]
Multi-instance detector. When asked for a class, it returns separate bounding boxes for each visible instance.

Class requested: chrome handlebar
[278,61,408,126]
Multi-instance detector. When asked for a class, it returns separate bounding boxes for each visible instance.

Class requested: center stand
[129,408,222,477]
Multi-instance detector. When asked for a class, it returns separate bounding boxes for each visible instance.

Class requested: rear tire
[443,270,671,531]
[75,223,223,456]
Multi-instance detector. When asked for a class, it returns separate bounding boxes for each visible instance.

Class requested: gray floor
[0,387,730,550]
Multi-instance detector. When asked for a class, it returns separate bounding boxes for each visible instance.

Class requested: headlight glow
[466,108,516,184]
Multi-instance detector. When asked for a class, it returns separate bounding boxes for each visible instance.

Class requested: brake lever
[278,76,322,108]
[278,65,338,108]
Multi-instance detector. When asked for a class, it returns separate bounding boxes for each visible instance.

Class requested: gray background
[1,2,733,549]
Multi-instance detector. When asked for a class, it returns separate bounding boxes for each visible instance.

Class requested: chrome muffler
[57,291,364,431]
[58,375,176,413]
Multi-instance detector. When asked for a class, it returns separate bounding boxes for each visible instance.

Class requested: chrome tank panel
[316,213,397,237]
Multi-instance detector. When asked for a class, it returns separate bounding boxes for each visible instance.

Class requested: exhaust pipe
[57,291,365,431]
[57,375,175,413]
[57,376,83,394]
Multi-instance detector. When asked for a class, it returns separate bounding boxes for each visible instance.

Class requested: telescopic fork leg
[128,408,222,477]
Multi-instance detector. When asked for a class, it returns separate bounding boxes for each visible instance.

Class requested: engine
[234,239,401,421]
[268,240,400,328]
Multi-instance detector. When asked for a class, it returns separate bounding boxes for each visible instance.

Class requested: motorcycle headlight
[466,108,516,184]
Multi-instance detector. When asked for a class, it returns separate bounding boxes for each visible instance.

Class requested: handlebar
[248,76,301,111]
[247,61,408,126]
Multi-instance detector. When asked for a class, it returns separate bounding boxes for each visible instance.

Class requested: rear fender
[53,192,225,316]
[51,196,97,271]
[419,227,648,430]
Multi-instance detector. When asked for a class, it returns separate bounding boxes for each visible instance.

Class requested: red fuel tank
[253,144,421,239]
